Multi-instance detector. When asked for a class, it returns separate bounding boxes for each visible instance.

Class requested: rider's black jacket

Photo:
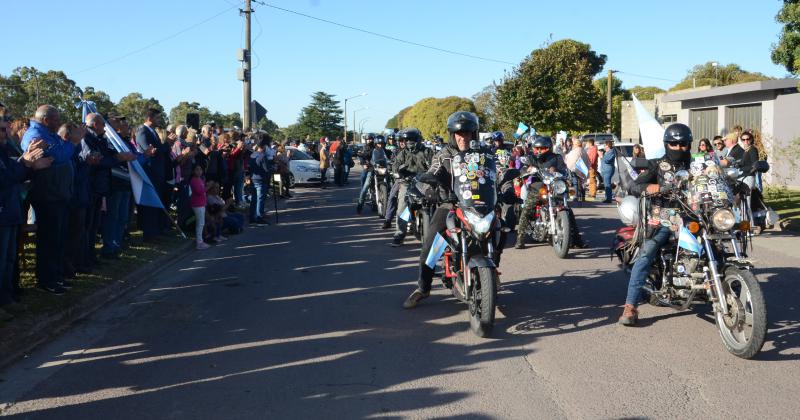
[628,156,690,198]
[394,144,431,178]
[524,151,569,177]
[497,167,520,205]
[427,144,494,204]
[358,143,376,166]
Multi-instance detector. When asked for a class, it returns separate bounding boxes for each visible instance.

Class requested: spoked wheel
[468,266,497,337]
[715,267,767,359]
[377,184,388,218]
[551,211,572,258]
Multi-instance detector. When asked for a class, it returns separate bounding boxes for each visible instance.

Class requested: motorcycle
[405,175,436,242]
[614,159,767,359]
[418,150,501,337]
[517,168,574,258]
[373,164,391,218]
[724,160,770,254]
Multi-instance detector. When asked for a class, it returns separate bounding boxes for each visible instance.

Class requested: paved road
[1,178,799,419]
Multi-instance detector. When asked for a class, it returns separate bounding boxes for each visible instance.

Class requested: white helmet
[617,195,640,226]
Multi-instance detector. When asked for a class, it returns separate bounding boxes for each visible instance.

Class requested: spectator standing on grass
[21,105,75,295]
[1,118,52,318]
[105,116,138,255]
[135,109,172,241]
[59,123,92,278]
[585,138,598,200]
[189,164,210,250]
[601,140,616,203]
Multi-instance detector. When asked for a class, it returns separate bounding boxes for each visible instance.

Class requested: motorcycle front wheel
[551,211,572,259]
[468,266,497,337]
[377,184,388,218]
[715,267,767,359]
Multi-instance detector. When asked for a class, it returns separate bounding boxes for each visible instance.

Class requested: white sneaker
[196,242,211,250]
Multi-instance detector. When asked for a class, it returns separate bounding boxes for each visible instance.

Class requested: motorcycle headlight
[465,209,495,236]
[712,209,736,231]
[552,180,567,195]
[375,167,387,175]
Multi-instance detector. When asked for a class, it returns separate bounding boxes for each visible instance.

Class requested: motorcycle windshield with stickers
[436,149,500,337]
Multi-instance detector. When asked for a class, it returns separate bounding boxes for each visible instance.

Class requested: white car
[286,147,333,186]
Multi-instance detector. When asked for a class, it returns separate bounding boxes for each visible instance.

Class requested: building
[621,78,800,186]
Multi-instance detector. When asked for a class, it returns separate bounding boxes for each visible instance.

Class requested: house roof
[662,78,799,102]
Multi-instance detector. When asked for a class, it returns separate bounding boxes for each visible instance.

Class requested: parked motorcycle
[517,168,573,258]
[614,159,767,359]
[418,150,501,337]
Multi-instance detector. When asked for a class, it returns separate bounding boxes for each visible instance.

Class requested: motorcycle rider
[514,136,585,249]
[619,123,693,326]
[490,131,510,156]
[403,111,488,308]
[385,133,397,156]
[391,128,432,246]
[495,148,519,266]
[356,134,377,214]
[382,136,408,229]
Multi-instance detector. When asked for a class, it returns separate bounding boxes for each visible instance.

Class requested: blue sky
[2,0,791,132]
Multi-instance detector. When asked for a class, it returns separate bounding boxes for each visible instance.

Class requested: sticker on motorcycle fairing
[460,183,472,191]
[466,154,479,164]
[480,155,485,165]
[471,181,478,189]
[476,170,485,178]
[659,161,672,171]
[478,177,486,185]
[716,192,728,200]
[472,194,481,200]
[690,162,704,176]
[459,175,467,182]
[488,171,496,181]
[453,155,462,164]
[460,163,467,170]
[662,171,675,182]
[708,185,718,193]
[467,171,477,180]
[462,190,472,199]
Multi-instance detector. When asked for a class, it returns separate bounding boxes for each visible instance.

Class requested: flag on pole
[574,158,589,177]
[76,100,164,208]
[513,122,529,139]
[399,207,411,222]
[677,226,703,255]
[632,94,666,159]
[425,232,448,269]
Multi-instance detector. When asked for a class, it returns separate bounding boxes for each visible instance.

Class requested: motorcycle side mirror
[753,160,770,173]
[631,157,649,170]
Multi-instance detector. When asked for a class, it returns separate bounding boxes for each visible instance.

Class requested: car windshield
[290,149,313,160]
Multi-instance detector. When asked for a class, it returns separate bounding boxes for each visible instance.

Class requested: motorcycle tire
[377,184,388,218]
[413,215,424,242]
[715,267,767,359]
[551,211,572,259]
[468,266,497,338]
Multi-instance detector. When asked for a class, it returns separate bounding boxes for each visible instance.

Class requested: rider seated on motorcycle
[356,134,377,214]
[382,136,407,229]
[619,123,693,326]
[403,111,487,309]
[495,148,520,266]
[490,131,511,156]
[514,136,586,249]
[391,128,433,246]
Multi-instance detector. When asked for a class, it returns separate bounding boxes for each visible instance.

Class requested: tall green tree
[472,84,501,132]
[296,91,343,139]
[771,0,800,83]
[495,39,607,134]
[400,96,477,139]
[0,67,82,122]
[593,75,630,137]
[669,62,773,91]
[385,105,412,129]
[115,92,165,127]
[81,86,115,117]
[628,85,666,100]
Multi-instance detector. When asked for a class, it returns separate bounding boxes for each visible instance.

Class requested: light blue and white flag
[632,94,666,159]
[513,122,529,139]
[77,100,164,208]
[399,207,411,222]
[425,232,448,269]
[574,158,589,177]
[677,226,703,255]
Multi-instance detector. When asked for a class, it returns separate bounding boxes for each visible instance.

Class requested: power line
[616,71,679,83]
[73,4,240,74]
[251,1,515,66]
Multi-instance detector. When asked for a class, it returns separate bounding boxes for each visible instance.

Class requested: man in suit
[135,108,172,240]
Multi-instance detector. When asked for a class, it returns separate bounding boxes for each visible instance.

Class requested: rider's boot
[618,304,638,326]
[381,220,392,229]
[403,288,430,309]
[514,234,526,249]
[356,202,363,214]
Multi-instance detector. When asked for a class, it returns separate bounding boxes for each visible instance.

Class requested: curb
[0,239,194,371]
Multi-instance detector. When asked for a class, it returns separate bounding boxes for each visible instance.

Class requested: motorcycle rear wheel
[715,267,767,359]
[468,266,497,337]
[551,211,572,259]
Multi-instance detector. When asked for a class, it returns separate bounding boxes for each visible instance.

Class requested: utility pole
[241,0,252,131]
[606,69,618,134]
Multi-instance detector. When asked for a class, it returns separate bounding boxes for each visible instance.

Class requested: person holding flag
[135,109,173,241]
[619,123,694,326]
[564,137,589,201]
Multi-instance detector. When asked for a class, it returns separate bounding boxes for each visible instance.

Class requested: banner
[632,94,666,159]
[513,122,529,139]
[399,207,411,222]
[574,158,589,177]
[425,232,447,269]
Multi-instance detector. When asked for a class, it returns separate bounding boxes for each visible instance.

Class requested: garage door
[689,108,718,141]
[725,103,762,134]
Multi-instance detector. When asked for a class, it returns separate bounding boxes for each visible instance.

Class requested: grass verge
[764,186,800,232]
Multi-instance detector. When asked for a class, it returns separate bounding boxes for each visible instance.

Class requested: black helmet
[399,128,423,144]
[386,133,395,141]
[447,111,479,135]
[375,135,386,144]
[531,136,552,160]
[366,133,375,142]
[663,123,693,146]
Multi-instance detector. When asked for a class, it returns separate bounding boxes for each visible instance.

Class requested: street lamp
[711,61,719,87]
[358,117,370,137]
[343,92,367,141]
[352,107,367,143]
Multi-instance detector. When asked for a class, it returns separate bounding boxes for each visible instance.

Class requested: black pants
[417,206,450,293]
[333,165,344,186]
[85,194,103,263]
[31,200,68,288]
[66,206,88,272]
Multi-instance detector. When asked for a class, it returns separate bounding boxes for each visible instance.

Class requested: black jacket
[525,151,568,177]
[394,144,431,178]
[82,128,119,196]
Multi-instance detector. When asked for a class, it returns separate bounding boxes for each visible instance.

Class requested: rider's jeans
[358,169,374,205]
[625,226,671,306]
[384,181,402,223]
[393,182,409,239]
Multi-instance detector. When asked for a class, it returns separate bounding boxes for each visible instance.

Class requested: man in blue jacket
[21,105,75,295]
[600,140,616,203]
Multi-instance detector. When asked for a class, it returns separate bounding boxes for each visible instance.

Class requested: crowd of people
[0,101,307,321]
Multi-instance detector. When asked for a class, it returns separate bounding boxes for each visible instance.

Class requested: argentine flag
[399,207,411,222]
[677,226,703,255]
[575,158,589,177]
[77,100,164,208]
[425,233,448,269]
[513,122,529,139]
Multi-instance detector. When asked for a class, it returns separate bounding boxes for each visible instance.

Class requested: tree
[296,91,343,139]
[114,92,165,127]
[593,75,631,136]
[669,62,773,91]
[0,67,82,122]
[771,0,800,80]
[472,84,501,132]
[628,85,666,100]
[400,96,477,139]
[81,86,115,117]
[385,105,412,129]
[495,39,607,134]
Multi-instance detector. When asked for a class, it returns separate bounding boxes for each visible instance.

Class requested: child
[206,181,244,238]
[190,164,210,250]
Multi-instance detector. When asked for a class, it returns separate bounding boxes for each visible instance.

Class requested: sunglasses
[665,141,690,147]
[741,137,753,142]
[713,142,723,146]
